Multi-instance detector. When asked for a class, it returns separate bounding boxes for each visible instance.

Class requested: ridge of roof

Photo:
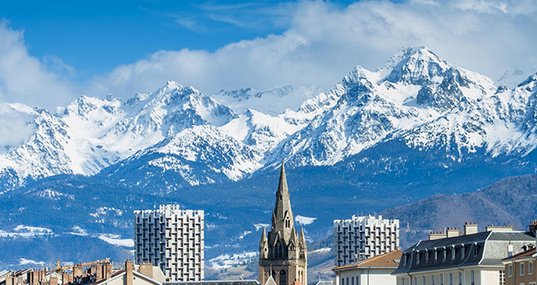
[333,250,402,271]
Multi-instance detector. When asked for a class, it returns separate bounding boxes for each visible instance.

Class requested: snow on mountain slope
[213,85,321,115]
[271,47,532,167]
[101,81,237,156]
[0,81,241,189]
[109,125,262,187]
[221,109,304,154]
[4,47,537,191]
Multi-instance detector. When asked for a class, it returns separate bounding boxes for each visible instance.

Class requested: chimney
[96,264,103,281]
[486,225,514,232]
[464,222,478,235]
[429,231,446,240]
[49,277,58,285]
[529,220,537,234]
[62,272,70,285]
[104,262,112,279]
[508,242,514,258]
[446,227,460,238]
[125,260,134,285]
[73,265,83,278]
[138,263,153,278]
[5,273,15,285]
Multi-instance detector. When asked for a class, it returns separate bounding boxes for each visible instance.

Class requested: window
[521,263,526,276]
[530,261,534,275]
[449,273,453,285]
[452,247,456,260]
[499,270,505,285]
[431,275,435,285]
[279,270,287,285]
[508,264,513,277]
[440,273,444,285]
[423,276,426,285]
[458,272,462,285]
[471,270,475,285]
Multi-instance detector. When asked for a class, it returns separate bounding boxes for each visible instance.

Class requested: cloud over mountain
[87,0,537,98]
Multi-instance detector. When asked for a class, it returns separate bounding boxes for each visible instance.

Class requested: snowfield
[1,47,537,191]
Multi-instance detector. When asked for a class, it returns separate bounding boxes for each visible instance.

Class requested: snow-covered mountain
[2,47,537,191]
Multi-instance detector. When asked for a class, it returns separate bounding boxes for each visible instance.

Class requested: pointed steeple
[277,159,289,194]
[260,227,268,259]
[299,227,306,246]
[272,160,295,243]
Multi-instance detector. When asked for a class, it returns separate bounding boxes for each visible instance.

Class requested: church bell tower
[259,162,307,285]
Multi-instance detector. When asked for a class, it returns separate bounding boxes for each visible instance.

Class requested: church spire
[277,159,288,194]
[272,160,295,243]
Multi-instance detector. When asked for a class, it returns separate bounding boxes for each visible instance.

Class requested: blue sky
[0,0,352,77]
[0,0,537,108]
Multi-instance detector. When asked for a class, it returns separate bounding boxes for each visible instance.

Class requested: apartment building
[333,215,399,266]
[392,222,536,285]
[134,204,204,282]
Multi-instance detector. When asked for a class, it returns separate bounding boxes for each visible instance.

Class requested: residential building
[1,259,163,285]
[164,281,259,285]
[134,205,204,281]
[333,215,399,266]
[392,222,536,285]
[259,162,307,285]
[95,260,166,285]
[333,250,401,285]
[503,247,537,285]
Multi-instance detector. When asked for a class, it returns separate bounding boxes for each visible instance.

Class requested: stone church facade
[259,162,307,285]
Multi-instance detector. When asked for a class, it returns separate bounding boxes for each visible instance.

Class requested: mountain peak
[383,47,450,85]
[517,73,537,91]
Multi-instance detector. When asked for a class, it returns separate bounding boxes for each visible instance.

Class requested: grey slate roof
[393,231,536,275]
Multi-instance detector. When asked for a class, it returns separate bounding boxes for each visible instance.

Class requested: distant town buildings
[134,204,204,282]
[0,259,259,285]
[393,222,537,285]
[333,215,399,266]
[333,250,401,285]
[1,259,165,285]
[259,162,307,285]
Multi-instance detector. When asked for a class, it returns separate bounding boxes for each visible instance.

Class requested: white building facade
[334,215,400,266]
[392,224,536,285]
[134,205,204,282]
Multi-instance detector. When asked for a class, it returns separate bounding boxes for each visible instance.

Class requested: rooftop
[333,250,402,272]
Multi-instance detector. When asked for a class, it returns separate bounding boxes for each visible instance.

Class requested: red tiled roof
[333,250,402,272]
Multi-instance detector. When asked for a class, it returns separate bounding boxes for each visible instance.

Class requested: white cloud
[85,0,537,99]
[0,21,75,109]
[0,103,35,152]
[2,1,537,107]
